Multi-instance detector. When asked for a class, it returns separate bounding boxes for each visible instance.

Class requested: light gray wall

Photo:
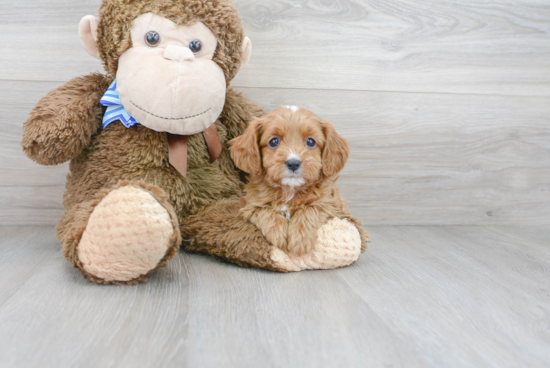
[1,0,549,225]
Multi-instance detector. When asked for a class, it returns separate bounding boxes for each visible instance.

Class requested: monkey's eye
[269,137,280,148]
[306,137,316,147]
[145,31,160,47]
[189,40,202,53]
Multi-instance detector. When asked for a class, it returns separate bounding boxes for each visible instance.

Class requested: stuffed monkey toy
[21,0,366,285]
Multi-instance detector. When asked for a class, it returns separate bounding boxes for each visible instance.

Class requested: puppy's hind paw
[270,218,363,272]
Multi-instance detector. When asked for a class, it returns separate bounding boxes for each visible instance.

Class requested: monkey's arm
[21,73,111,165]
[181,199,288,272]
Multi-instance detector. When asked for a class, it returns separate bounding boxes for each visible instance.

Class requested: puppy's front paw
[285,230,316,256]
[262,215,289,249]
[264,228,288,249]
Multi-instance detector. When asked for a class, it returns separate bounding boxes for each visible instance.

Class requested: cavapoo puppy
[230,106,369,256]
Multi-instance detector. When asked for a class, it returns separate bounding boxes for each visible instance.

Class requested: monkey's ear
[79,15,100,59]
[321,121,350,177]
[229,119,262,175]
[241,36,252,66]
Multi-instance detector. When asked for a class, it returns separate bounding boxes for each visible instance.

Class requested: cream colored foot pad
[271,218,362,272]
[78,185,175,281]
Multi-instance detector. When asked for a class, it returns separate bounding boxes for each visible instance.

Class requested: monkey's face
[116,13,226,135]
[79,5,252,136]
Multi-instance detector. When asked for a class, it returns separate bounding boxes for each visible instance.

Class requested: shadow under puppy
[230,106,369,263]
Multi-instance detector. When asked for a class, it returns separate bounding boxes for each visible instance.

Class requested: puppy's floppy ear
[229,119,262,175]
[321,120,350,177]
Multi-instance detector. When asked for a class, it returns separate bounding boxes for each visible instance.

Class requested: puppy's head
[230,106,349,188]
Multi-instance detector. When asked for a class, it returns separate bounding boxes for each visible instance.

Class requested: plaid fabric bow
[99,80,139,129]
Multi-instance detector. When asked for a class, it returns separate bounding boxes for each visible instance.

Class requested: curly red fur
[230,107,368,256]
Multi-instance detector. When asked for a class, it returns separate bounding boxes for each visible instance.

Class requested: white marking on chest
[284,105,300,113]
[282,177,306,187]
[285,193,295,203]
[278,205,291,220]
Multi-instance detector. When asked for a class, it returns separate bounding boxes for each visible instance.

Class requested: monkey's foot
[75,183,180,284]
[270,218,362,272]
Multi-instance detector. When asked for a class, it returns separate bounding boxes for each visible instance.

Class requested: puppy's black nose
[286,159,301,172]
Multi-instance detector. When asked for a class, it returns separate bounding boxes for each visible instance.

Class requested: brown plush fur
[54,85,263,241]
[181,198,286,272]
[230,108,369,256]
[21,0,277,284]
[21,73,111,166]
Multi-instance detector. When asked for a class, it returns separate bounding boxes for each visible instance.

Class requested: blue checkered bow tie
[99,80,139,129]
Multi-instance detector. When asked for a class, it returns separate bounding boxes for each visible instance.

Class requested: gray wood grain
[0,80,67,225]
[337,226,550,367]
[1,225,549,367]
[1,0,549,225]
[1,0,549,96]
[240,87,550,225]
[3,80,549,225]
[0,226,59,306]
[183,255,428,368]
[0,226,189,368]
[1,0,549,366]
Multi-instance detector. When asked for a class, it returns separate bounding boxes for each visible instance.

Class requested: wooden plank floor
[1,225,549,368]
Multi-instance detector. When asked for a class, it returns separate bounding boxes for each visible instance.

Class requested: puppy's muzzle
[286,159,301,172]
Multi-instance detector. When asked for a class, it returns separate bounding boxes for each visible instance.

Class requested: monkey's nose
[163,45,195,62]
[286,159,302,172]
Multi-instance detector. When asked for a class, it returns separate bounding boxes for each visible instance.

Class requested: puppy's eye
[306,137,316,147]
[145,31,160,47]
[269,137,280,148]
[189,40,202,53]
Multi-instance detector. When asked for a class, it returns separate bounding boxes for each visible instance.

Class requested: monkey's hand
[285,206,330,256]
[21,73,111,165]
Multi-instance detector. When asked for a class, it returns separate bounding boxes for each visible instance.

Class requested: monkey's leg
[270,217,368,272]
[181,200,369,272]
[180,199,287,272]
[59,181,181,284]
